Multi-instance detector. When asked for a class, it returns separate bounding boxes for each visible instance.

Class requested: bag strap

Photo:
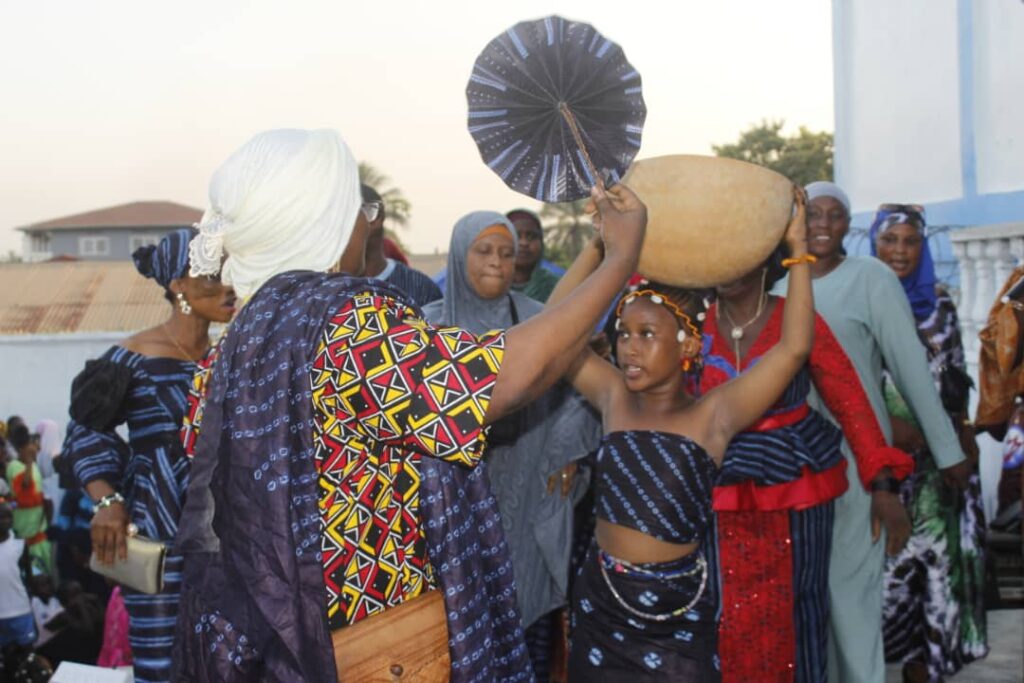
[508,294,520,325]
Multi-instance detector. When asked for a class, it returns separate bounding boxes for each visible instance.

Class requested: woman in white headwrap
[173,128,647,682]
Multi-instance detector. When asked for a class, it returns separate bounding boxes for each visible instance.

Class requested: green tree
[358,162,412,230]
[539,198,593,268]
[712,120,833,187]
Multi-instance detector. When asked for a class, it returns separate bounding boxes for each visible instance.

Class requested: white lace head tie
[189,213,230,277]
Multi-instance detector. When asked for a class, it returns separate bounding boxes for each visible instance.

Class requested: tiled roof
[0,256,447,336]
[0,261,169,335]
[19,201,202,233]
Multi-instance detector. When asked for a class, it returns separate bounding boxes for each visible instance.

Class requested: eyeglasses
[361,201,383,222]
[878,203,925,216]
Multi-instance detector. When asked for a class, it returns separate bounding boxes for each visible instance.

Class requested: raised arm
[703,188,815,455]
[543,234,625,413]
[487,183,644,420]
[546,233,604,309]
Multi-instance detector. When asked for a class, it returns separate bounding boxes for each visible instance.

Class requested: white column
[976,239,1003,354]
[950,224,1024,525]
[1009,236,1024,271]
[957,239,981,365]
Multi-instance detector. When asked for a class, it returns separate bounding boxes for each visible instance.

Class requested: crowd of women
[1,126,1018,683]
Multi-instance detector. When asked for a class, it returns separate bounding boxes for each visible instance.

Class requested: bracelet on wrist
[870,476,901,494]
[94,492,125,510]
[781,254,818,268]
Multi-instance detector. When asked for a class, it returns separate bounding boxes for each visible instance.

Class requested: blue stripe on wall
[957,0,977,199]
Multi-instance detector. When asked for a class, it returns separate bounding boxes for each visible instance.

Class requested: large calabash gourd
[624,155,794,288]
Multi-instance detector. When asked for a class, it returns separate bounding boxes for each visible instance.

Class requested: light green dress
[777,256,964,683]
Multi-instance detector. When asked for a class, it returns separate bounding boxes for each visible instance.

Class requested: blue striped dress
[569,431,721,681]
[64,346,193,683]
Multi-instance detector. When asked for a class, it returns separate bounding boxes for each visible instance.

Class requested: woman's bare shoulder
[119,326,172,356]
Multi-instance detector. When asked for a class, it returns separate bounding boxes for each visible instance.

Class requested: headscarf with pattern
[869,206,937,320]
[132,228,195,289]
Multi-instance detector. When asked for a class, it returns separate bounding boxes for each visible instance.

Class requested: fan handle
[558,103,602,190]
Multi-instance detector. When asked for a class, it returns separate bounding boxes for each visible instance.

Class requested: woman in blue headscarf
[870,205,988,682]
[61,228,236,683]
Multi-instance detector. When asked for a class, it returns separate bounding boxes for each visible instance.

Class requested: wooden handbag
[332,589,450,682]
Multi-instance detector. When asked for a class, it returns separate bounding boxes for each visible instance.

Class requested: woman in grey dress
[423,211,600,679]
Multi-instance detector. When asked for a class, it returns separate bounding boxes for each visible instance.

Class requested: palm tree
[358,162,412,229]
[539,198,593,267]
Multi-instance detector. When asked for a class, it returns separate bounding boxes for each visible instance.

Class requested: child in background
[4,425,53,575]
[29,572,63,647]
[36,580,105,667]
[0,503,36,670]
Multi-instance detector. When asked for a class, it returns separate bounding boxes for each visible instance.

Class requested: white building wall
[833,0,1024,520]
[973,1,1024,196]
[833,0,963,212]
[0,332,128,432]
[833,0,1024,226]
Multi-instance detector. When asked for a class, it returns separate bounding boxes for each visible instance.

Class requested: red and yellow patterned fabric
[179,292,505,631]
[310,293,504,628]
[181,348,218,459]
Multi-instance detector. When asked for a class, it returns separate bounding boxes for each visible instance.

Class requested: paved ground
[885,609,1022,682]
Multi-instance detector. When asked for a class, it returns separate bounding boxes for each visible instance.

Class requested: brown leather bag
[332,590,450,682]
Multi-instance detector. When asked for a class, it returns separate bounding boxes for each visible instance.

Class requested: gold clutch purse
[89,535,167,594]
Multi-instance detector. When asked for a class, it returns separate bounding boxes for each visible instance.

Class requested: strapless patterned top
[594,430,716,545]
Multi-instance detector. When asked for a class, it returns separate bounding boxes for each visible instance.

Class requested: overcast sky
[0,0,833,256]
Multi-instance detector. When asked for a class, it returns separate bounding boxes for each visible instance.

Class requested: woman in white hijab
[173,128,647,682]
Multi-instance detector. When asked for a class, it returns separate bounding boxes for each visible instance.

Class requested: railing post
[949,223,1024,521]
[951,224,1024,371]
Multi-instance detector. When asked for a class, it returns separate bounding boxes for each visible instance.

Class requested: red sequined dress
[701,299,912,683]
